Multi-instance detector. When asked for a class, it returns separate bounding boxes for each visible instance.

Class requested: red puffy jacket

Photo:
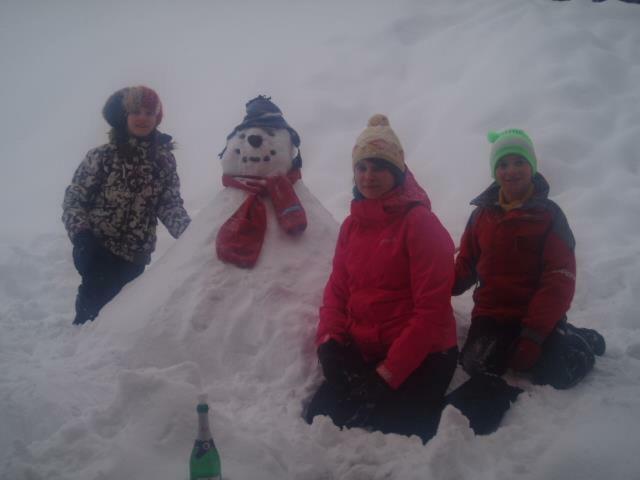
[453,174,576,340]
[316,170,457,389]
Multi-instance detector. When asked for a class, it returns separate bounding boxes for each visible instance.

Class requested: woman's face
[354,159,396,199]
[495,154,533,201]
[126,108,158,138]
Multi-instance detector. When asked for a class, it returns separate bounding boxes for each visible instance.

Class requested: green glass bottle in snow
[189,395,221,480]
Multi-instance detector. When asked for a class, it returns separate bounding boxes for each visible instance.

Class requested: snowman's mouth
[243,155,272,163]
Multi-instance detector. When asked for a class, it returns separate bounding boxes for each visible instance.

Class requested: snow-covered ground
[2,0,640,478]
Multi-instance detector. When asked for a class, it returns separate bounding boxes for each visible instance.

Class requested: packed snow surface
[1,0,640,479]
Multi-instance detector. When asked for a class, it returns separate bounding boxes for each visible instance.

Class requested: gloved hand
[72,230,100,276]
[508,336,542,371]
[317,339,367,391]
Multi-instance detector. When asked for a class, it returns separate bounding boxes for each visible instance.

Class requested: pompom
[487,131,500,144]
[368,114,390,127]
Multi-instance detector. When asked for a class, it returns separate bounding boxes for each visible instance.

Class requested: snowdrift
[2,1,640,479]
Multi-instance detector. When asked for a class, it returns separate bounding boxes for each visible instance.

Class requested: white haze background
[1,0,640,479]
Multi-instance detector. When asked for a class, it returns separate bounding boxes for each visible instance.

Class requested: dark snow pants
[305,347,458,443]
[460,316,599,389]
[73,244,144,325]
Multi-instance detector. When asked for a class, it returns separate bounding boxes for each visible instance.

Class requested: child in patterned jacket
[62,86,191,325]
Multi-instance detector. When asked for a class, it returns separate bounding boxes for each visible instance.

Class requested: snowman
[216,95,309,268]
[79,95,338,381]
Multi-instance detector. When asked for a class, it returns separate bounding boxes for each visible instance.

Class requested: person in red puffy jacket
[453,128,605,390]
[304,114,458,442]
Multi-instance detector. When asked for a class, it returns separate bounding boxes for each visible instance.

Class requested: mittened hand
[317,339,351,389]
[509,337,542,371]
[318,340,369,392]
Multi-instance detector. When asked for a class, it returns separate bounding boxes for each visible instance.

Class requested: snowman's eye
[235,149,241,155]
[270,150,276,155]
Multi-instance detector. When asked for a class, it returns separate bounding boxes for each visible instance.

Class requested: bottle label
[193,439,217,459]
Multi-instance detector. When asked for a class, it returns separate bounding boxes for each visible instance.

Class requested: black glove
[72,230,100,276]
[317,339,367,391]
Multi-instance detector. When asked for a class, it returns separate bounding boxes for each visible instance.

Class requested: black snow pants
[459,316,602,389]
[73,244,144,325]
[304,346,458,443]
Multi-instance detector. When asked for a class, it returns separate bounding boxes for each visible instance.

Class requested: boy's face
[495,154,533,201]
[126,108,158,138]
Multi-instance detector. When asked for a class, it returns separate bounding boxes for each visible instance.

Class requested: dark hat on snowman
[219,95,302,169]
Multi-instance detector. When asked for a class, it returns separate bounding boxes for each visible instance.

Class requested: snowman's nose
[248,135,263,148]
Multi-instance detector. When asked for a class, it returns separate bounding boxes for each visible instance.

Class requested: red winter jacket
[316,170,457,389]
[453,174,576,340]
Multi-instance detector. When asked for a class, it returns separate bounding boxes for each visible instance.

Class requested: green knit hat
[487,128,537,178]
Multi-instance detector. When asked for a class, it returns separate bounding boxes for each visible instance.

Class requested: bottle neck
[197,411,212,441]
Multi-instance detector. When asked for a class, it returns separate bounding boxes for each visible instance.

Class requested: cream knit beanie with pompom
[352,114,405,172]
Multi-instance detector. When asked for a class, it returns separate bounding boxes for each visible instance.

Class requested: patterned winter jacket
[453,173,576,340]
[316,170,458,390]
[62,133,191,265]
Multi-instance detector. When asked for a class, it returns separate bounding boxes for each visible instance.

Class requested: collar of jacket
[108,129,174,151]
[470,173,550,210]
[351,168,432,223]
[112,131,176,172]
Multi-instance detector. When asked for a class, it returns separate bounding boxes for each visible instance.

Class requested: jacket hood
[351,169,431,222]
[471,172,550,208]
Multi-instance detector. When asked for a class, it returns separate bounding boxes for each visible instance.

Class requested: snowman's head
[221,126,298,177]
[219,96,301,178]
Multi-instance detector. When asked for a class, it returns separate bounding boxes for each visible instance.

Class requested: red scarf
[216,169,307,268]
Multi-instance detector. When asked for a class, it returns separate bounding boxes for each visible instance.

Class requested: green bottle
[189,395,221,480]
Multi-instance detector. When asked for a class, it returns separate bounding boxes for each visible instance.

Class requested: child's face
[126,108,158,138]
[495,154,533,201]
